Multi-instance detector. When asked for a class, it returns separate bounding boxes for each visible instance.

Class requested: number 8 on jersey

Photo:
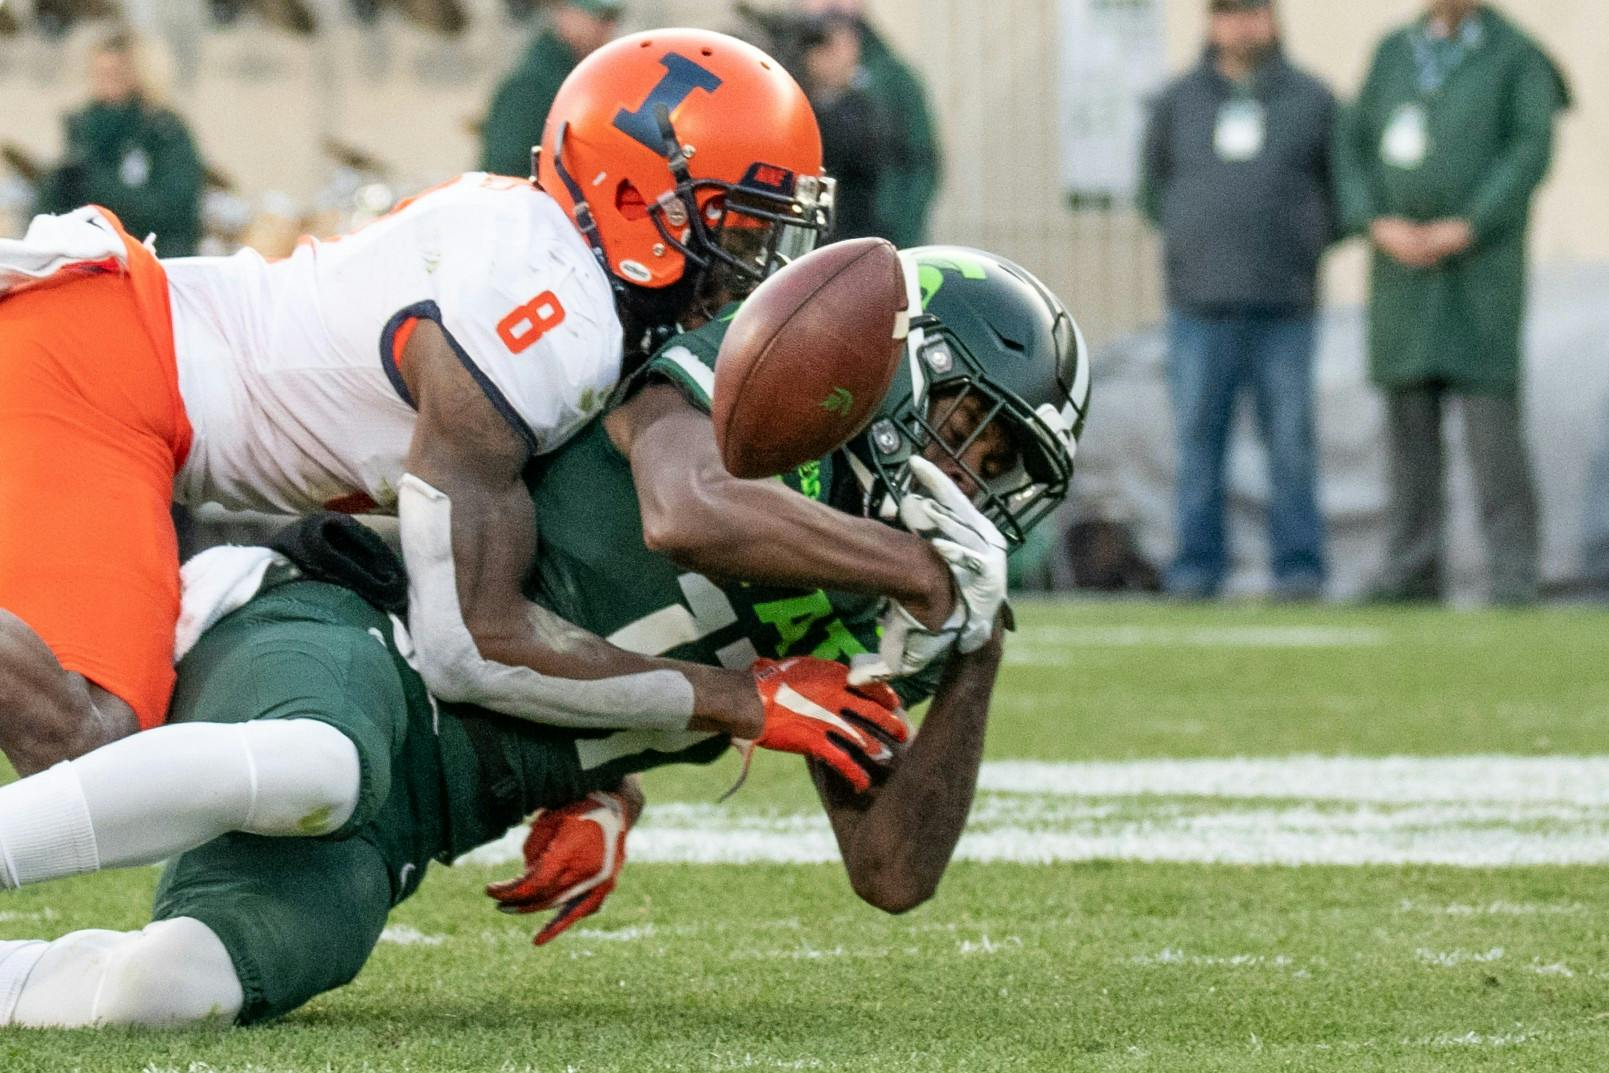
[497,291,567,355]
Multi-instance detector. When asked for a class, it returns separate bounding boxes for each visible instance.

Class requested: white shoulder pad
[425,181,624,454]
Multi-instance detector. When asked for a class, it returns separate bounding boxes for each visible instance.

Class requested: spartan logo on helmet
[844,247,1091,547]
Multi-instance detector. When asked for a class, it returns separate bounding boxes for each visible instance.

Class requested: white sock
[0,763,98,889]
[0,720,361,889]
[0,939,48,1023]
[6,920,242,1028]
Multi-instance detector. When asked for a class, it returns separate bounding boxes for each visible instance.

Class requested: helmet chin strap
[549,121,627,305]
[842,447,877,497]
[841,446,903,524]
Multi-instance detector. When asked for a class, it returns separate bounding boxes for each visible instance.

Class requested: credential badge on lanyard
[1215,99,1267,162]
[1381,102,1429,170]
[119,147,152,188]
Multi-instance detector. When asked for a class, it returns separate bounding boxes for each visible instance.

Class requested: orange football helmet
[537,28,834,306]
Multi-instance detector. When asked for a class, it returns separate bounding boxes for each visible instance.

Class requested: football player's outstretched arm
[399,320,764,737]
[608,383,957,630]
[809,629,1004,914]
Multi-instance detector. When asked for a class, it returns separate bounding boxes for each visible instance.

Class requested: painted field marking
[1009,624,1390,650]
[456,755,1609,869]
[378,925,444,946]
[979,755,1609,804]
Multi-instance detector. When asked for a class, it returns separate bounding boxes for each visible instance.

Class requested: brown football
[712,237,909,479]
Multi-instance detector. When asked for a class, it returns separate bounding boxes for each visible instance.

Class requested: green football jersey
[516,312,940,788]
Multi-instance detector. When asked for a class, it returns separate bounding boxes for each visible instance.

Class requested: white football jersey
[166,173,623,514]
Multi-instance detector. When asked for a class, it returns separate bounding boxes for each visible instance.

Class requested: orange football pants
[0,213,191,729]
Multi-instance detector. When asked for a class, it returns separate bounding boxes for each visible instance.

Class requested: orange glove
[748,657,910,793]
[485,790,630,946]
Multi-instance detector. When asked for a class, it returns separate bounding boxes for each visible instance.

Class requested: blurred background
[1,0,1604,603]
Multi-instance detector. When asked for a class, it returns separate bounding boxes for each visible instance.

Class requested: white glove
[897,456,1009,655]
[848,458,1010,686]
[848,598,965,686]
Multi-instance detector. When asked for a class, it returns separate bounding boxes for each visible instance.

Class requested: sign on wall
[1059,0,1169,205]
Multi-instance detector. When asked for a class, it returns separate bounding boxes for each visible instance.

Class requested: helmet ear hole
[615,181,650,221]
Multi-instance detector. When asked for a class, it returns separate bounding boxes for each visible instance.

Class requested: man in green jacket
[478,0,623,178]
[1334,0,1569,605]
[38,29,205,257]
[799,0,941,246]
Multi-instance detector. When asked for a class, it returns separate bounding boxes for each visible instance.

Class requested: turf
[4,600,1608,1071]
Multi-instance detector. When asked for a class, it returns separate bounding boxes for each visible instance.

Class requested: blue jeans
[1165,308,1326,596]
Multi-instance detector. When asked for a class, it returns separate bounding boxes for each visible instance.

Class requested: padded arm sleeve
[398,474,696,730]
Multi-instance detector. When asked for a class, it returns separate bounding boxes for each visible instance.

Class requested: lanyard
[1410,13,1485,96]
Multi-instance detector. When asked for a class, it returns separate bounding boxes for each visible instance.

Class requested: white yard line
[1415,947,1506,967]
[613,817,1609,867]
[979,755,1609,804]
[1009,624,1390,649]
[1129,948,1298,969]
[378,925,445,946]
[567,925,657,942]
[456,756,1609,869]
[1397,899,1589,917]
[1410,1029,1539,1048]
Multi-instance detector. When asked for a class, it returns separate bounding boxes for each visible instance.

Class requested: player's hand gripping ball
[713,237,909,478]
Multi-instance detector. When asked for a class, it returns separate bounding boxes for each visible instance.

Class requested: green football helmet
[843,246,1090,547]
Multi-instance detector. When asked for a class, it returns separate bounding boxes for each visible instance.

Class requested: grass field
[4,600,1609,1072]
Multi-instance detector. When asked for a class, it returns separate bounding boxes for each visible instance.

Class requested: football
[712,237,909,479]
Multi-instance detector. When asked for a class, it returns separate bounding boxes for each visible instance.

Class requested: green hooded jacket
[1333,5,1569,392]
[38,97,204,257]
[479,29,578,178]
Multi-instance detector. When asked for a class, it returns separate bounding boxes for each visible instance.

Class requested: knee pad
[237,719,362,837]
[68,718,362,873]
[11,918,243,1027]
